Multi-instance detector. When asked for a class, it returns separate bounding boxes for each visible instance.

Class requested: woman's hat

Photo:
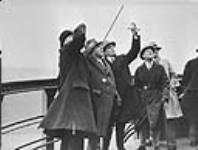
[59,30,73,47]
[149,41,162,51]
[140,45,155,60]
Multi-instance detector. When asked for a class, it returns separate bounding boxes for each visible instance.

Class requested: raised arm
[182,60,193,88]
[67,23,86,55]
[124,33,141,64]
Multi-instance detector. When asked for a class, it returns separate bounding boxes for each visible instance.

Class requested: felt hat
[59,30,73,47]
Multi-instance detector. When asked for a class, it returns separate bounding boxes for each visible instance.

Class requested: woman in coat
[135,45,169,150]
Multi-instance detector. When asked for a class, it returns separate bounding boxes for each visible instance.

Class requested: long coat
[135,62,169,129]
[110,35,141,123]
[157,58,183,119]
[87,55,118,136]
[39,31,97,138]
[181,57,198,122]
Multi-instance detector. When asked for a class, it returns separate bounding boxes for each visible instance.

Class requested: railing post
[0,50,3,150]
[45,88,57,150]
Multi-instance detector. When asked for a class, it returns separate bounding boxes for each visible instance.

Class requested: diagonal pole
[103,4,125,41]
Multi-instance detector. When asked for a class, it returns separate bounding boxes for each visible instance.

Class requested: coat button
[143,86,148,90]
[102,78,107,83]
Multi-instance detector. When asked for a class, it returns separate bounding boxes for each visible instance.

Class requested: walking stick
[103,4,125,41]
[98,5,125,150]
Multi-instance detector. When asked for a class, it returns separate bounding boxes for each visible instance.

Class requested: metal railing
[0,51,60,150]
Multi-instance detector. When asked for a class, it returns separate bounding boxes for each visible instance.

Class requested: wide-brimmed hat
[85,38,97,49]
[103,41,116,52]
[59,30,73,47]
[83,38,98,55]
[84,40,104,56]
[140,45,155,60]
[149,41,162,51]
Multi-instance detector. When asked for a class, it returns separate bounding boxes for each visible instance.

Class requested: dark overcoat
[181,57,198,122]
[87,55,118,136]
[135,63,169,129]
[110,35,141,123]
[39,31,97,138]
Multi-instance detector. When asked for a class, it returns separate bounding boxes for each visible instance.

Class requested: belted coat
[135,62,169,129]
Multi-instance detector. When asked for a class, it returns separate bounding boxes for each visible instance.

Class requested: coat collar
[142,61,158,71]
[88,55,109,75]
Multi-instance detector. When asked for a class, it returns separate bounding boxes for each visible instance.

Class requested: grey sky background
[0,0,198,81]
[1,1,198,149]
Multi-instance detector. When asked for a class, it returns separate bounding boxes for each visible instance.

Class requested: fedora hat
[103,41,116,52]
[83,38,98,55]
[59,30,73,47]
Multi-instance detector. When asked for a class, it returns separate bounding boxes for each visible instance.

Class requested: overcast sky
[0,0,198,81]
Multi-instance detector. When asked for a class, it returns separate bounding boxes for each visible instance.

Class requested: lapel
[143,61,156,71]
[88,56,108,75]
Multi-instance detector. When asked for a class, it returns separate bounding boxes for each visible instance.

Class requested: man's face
[85,41,96,51]
[63,35,73,46]
[104,45,116,62]
[92,44,104,58]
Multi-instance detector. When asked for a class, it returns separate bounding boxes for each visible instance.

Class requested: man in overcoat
[181,49,198,148]
[85,40,121,150]
[40,24,97,150]
[103,23,141,150]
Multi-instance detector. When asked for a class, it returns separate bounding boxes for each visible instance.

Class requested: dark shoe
[145,139,152,146]
[190,141,198,147]
[154,146,160,150]
[137,145,146,150]
[118,148,126,150]
[168,146,177,150]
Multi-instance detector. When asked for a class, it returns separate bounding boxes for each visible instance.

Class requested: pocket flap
[72,81,90,90]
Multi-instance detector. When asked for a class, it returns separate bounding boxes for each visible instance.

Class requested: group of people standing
[39,22,198,150]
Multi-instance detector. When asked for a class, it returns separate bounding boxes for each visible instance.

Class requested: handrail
[15,137,48,150]
[2,115,43,130]
[1,78,58,95]
[0,78,58,150]
[2,121,41,135]
[32,139,60,150]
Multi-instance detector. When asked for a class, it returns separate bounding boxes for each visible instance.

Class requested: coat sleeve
[159,66,170,100]
[134,67,142,89]
[57,26,86,90]
[124,34,141,64]
[182,60,192,88]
